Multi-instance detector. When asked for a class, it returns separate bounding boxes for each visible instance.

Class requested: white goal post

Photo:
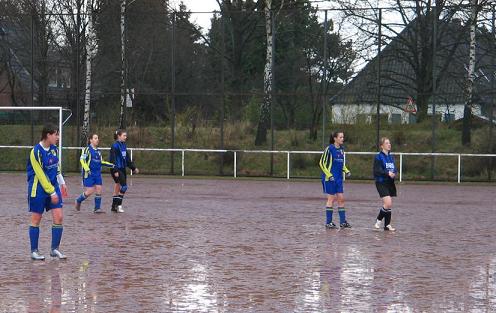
[0,106,70,169]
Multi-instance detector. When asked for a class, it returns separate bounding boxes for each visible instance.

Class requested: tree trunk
[462,0,478,146]
[255,1,273,146]
[82,0,97,144]
[118,0,126,129]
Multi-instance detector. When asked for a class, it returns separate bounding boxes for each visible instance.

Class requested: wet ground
[0,173,495,312]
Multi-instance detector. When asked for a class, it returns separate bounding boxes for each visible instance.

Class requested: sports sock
[326,207,333,224]
[76,193,88,204]
[29,225,40,252]
[111,196,120,208]
[51,224,63,250]
[377,207,386,221]
[95,194,102,209]
[117,195,124,206]
[338,207,346,224]
[384,209,392,228]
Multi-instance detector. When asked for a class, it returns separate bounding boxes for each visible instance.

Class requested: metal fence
[1,145,495,183]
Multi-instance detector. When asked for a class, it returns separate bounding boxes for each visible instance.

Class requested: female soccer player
[27,125,68,260]
[373,137,397,231]
[75,133,115,213]
[319,131,351,229]
[109,129,139,213]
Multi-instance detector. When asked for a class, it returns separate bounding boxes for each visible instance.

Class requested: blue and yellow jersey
[26,143,60,196]
[80,144,114,178]
[109,141,135,171]
[319,144,350,181]
[373,151,397,183]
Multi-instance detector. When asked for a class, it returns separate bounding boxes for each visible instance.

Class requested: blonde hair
[379,137,390,147]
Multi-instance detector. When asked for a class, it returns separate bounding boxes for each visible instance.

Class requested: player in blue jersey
[75,133,115,213]
[373,137,397,231]
[26,125,68,260]
[109,129,139,213]
[319,131,352,229]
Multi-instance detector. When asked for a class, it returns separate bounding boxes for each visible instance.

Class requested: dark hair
[329,131,344,145]
[114,129,126,140]
[41,124,58,140]
[87,133,98,145]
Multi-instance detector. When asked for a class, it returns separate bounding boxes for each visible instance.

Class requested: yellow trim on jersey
[80,147,91,173]
[343,164,350,174]
[31,177,39,197]
[30,148,55,195]
[319,146,333,180]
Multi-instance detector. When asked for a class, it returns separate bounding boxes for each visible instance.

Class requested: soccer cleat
[31,250,45,261]
[111,206,117,212]
[75,200,81,211]
[50,249,67,259]
[340,221,352,228]
[384,225,396,231]
[93,208,104,214]
[325,222,338,229]
[117,205,124,213]
[374,219,382,229]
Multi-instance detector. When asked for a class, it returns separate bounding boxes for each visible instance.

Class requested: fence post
[234,151,237,178]
[130,149,133,176]
[458,154,461,183]
[181,150,185,177]
[287,152,290,180]
[399,153,403,182]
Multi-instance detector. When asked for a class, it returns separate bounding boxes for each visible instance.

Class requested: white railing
[1,145,495,183]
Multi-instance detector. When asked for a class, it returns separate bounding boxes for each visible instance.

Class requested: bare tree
[82,0,98,143]
[335,0,473,122]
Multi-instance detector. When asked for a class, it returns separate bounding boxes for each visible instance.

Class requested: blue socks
[29,225,40,252]
[338,207,346,224]
[95,194,102,209]
[51,224,63,250]
[76,193,88,204]
[326,207,333,224]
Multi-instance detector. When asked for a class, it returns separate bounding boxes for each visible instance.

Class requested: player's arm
[109,144,119,175]
[125,148,137,171]
[373,156,387,177]
[319,147,333,180]
[30,148,55,195]
[101,160,115,168]
[80,147,90,172]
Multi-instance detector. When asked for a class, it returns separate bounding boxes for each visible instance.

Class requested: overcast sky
[172,0,219,31]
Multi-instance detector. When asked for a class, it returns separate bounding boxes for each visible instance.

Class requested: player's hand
[114,171,119,178]
[326,175,334,182]
[60,184,68,198]
[51,193,59,205]
[133,168,139,174]
[388,171,396,178]
[345,172,351,178]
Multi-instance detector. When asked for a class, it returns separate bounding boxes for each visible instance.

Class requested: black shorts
[376,181,397,198]
[111,169,127,186]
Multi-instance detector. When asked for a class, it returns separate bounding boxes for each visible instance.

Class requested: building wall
[330,103,482,124]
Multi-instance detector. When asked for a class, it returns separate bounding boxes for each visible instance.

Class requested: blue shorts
[28,185,63,214]
[83,174,103,187]
[322,179,344,195]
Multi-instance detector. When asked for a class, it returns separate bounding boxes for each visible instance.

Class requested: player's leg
[94,184,103,213]
[49,188,67,259]
[375,183,388,229]
[29,212,44,260]
[382,196,394,231]
[29,187,46,260]
[336,193,351,228]
[76,175,96,211]
[115,171,127,213]
[111,170,122,212]
[323,178,337,229]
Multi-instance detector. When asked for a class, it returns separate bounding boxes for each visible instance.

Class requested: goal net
[0,107,70,171]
